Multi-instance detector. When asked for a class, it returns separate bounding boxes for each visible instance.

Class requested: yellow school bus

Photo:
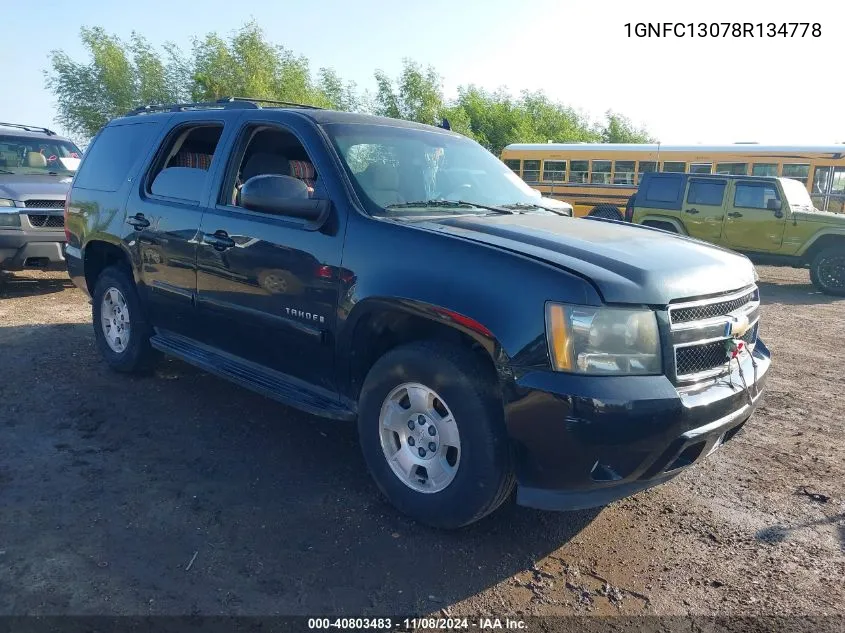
[500,143,845,218]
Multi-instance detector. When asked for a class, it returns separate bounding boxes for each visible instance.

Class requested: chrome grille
[23,199,64,209]
[27,214,64,228]
[669,286,760,382]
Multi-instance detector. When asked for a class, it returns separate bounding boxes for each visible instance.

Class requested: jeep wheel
[92,266,157,372]
[358,341,514,529]
[810,247,845,296]
[587,204,623,220]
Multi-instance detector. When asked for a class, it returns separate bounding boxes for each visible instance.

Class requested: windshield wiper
[385,199,515,214]
[499,202,570,216]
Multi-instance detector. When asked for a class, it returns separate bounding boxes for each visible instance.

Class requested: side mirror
[240,175,330,229]
[767,198,782,211]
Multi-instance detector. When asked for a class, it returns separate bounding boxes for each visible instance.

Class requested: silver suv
[0,122,82,271]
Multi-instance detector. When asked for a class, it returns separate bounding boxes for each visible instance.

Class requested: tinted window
[687,180,726,205]
[715,162,747,175]
[782,164,810,185]
[752,163,778,177]
[734,182,780,209]
[569,160,589,183]
[662,161,685,173]
[73,122,159,192]
[522,160,540,182]
[542,160,566,182]
[504,159,521,174]
[644,176,683,202]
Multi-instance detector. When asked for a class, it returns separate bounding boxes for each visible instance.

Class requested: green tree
[601,110,655,143]
[374,59,444,126]
[45,22,654,150]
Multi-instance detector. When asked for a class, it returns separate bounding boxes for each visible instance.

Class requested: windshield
[324,123,551,217]
[0,134,82,175]
[779,177,814,209]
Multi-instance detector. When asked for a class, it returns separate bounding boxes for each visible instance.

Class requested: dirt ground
[0,267,842,620]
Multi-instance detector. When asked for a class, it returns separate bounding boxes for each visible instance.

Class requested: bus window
[613,161,635,185]
[522,160,540,183]
[782,164,810,185]
[662,161,686,173]
[570,160,589,183]
[591,160,611,184]
[715,163,747,175]
[542,160,566,182]
[690,163,713,174]
[752,163,778,177]
[637,161,657,183]
[504,159,521,175]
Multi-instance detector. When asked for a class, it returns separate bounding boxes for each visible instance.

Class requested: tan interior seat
[26,152,47,168]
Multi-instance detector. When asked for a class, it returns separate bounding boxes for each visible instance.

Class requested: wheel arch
[82,238,136,295]
[637,214,688,235]
[799,230,845,263]
[338,297,506,403]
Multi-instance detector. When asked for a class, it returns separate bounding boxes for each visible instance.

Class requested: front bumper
[0,227,66,271]
[505,339,771,511]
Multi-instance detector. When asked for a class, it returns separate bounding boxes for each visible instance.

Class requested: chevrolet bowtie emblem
[725,313,751,338]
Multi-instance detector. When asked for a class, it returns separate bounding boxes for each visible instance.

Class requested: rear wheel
[810,247,845,296]
[92,265,157,372]
[587,204,623,220]
[358,341,514,529]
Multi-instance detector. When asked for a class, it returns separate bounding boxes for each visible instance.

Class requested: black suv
[66,98,771,528]
[0,122,83,271]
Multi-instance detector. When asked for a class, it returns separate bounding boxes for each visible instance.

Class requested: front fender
[796,227,845,258]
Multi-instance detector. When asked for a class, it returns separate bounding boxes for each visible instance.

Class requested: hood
[793,207,845,225]
[420,215,755,305]
[0,174,74,202]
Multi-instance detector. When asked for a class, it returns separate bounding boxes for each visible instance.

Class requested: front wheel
[358,341,514,529]
[810,247,845,296]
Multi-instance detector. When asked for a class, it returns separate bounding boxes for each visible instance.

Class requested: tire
[587,204,623,220]
[358,340,514,529]
[91,265,158,373]
[810,247,845,296]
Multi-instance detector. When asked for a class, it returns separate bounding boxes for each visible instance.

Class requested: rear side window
[146,123,223,203]
[687,179,726,205]
[73,122,159,192]
[643,175,684,202]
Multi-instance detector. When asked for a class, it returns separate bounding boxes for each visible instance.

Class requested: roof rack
[0,122,57,136]
[125,96,323,117]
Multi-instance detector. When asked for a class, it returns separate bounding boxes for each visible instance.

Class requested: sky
[2,0,843,145]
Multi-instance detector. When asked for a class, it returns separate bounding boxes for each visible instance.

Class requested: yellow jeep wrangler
[627,173,845,295]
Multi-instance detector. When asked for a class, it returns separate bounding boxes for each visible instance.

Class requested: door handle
[727,211,743,218]
[126,213,150,229]
[685,208,699,214]
[203,230,235,250]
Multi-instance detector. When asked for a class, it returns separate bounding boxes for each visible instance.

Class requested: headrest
[170,152,212,170]
[26,152,47,168]
[241,152,289,182]
[289,159,316,180]
[367,163,399,190]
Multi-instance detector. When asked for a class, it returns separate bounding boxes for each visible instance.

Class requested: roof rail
[125,96,323,117]
[0,122,57,136]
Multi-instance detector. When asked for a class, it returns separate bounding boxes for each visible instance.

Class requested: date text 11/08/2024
[625,22,821,37]
[307,617,526,630]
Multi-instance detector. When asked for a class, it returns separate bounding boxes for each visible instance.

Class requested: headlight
[0,210,21,227]
[752,266,760,282]
[545,303,661,375]
[0,198,15,207]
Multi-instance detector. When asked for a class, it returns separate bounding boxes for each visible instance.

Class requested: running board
[150,331,356,422]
